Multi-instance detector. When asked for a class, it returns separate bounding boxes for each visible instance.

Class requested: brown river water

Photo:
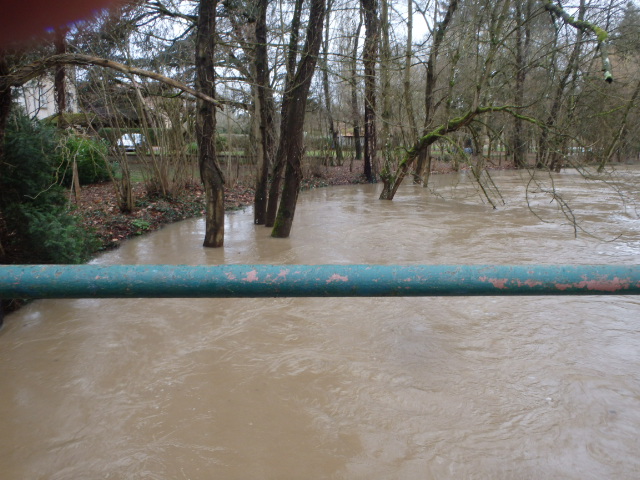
[1,168,640,479]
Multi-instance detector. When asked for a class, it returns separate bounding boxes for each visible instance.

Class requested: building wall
[15,75,79,120]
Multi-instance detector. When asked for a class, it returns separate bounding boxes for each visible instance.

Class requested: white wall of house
[15,75,79,120]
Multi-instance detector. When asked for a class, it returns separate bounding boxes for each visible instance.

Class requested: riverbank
[76,162,370,252]
[0,162,368,320]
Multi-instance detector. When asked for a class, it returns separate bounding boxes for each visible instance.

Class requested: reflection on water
[1,168,640,479]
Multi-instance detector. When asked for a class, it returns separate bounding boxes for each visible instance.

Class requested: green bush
[0,109,63,206]
[59,134,111,186]
[7,204,100,263]
[1,109,99,264]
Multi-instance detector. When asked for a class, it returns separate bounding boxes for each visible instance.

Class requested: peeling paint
[242,270,259,282]
[327,273,349,283]
[555,277,631,292]
[478,276,509,289]
[225,272,237,281]
[277,269,290,280]
[516,279,544,288]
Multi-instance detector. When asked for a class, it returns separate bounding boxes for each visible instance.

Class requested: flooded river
[1,168,640,479]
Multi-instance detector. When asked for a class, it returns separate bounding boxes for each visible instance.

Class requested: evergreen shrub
[0,109,98,264]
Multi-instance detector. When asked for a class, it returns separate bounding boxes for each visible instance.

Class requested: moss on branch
[540,0,612,82]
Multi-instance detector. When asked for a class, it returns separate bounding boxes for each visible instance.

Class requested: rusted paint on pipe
[0,265,639,299]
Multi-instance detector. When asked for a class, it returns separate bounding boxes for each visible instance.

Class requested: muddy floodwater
[2,168,640,479]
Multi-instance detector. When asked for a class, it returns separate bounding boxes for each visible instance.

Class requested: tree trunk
[404,0,422,183]
[350,13,363,166]
[265,0,304,227]
[379,0,391,161]
[379,106,514,200]
[396,0,458,191]
[599,76,640,171]
[361,0,378,182]
[322,1,344,167]
[54,27,68,126]
[196,0,225,247]
[271,0,327,238]
[253,0,274,225]
[424,1,458,128]
[403,0,417,140]
[116,157,134,213]
[0,52,12,261]
[512,1,532,168]
[538,0,586,171]
[0,53,12,165]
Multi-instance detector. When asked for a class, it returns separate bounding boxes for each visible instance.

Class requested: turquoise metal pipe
[0,264,639,299]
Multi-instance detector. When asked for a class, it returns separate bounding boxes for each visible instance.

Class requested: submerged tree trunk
[361,0,378,182]
[265,0,304,227]
[271,0,326,238]
[379,106,517,200]
[253,0,274,225]
[195,0,225,247]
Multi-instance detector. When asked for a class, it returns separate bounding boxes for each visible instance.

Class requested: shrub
[7,204,99,263]
[0,108,63,206]
[1,109,99,264]
[59,134,111,186]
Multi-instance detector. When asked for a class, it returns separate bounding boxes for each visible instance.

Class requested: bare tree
[321,0,344,167]
[350,13,363,167]
[265,0,305,227]
[253,0,275,225]
[360,0,378,182]
[512,0,534,168]
[403,0,419,181]
[271,0,327,237]
[195,0,225,247]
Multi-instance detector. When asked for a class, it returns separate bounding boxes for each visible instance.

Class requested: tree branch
[148,1,197,23]
[1,53,221,108]
[379,105,551,200]
[540,0,613,82]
